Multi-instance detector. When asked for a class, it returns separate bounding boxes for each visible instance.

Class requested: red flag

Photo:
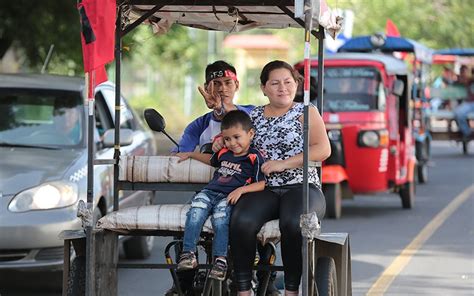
[385,19,407,60]
[78,0,116,87]
[385,19,400,37]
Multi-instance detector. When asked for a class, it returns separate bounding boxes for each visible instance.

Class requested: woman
[218,60,330,295]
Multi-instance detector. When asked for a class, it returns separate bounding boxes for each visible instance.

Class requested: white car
[0,74,156,283]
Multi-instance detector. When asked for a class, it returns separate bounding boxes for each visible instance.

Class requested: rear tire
[462,140,468,155]
[315,257,338,296]
[417,164,428,184]
[323,183,342,219]
[416,139,430,184]
[399,179,415,209]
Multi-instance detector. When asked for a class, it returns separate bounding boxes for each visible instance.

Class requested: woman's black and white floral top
[250,102,320,187]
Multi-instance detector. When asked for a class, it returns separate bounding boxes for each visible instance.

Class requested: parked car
[0,74,157,278]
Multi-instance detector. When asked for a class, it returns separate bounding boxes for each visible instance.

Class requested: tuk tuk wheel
[66,256,86,296]
[417,164,428,184]
[416,140,429,184]
[315,256,338,296]
[323,183,342,219]
[462,140,469,155]
[399,179,415,209]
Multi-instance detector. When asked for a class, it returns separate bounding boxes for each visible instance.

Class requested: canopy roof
[121,0,340,34]
[337,35,433,64]
[433,48,474,57]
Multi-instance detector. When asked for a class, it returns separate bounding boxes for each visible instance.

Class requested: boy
[176,110,265,281]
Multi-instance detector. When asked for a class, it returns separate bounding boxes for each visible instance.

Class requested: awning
[338,35,433,64]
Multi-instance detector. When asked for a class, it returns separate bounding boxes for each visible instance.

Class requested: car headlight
[8,181,78,212]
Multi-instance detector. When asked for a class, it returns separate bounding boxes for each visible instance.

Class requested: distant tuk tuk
[62,1,352,296]
[295,52,416,219]
[338,34,434,184]
[429,48,474,154]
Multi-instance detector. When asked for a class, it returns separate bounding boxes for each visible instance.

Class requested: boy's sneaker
[177,251,197,271]
[209,257,228,281]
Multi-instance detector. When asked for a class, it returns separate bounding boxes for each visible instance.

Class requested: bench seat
[97,204,281,246]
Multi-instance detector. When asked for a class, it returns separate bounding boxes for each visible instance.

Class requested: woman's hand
[175,152,193,163]
[261,160,287,176]
[212,136,225,152]
[198,82,222,110]
[227,187,244,205]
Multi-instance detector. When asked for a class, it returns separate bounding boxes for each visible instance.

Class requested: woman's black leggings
[230,184,326,292]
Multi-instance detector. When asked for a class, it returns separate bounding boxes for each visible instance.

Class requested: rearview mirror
[144,108,166,132]
[102,128,134,148]
[144,108,180,152]
[392,79,404,97]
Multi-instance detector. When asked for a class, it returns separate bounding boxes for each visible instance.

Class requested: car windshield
[308,67,382,112]
[0,89,84,148]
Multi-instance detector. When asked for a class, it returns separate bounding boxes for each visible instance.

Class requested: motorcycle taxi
[338,34,434,184]
[295,52,416,219]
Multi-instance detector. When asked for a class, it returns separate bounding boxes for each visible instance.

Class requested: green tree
[334,0,474,49]
[0,0,82,74]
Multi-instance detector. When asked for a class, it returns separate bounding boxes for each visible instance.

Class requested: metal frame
[64,1,352,295]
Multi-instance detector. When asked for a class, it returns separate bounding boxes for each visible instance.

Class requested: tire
[399,179,415,209]
[462,140,468,155]
[417,163,428,184]
[66,256,86,296]
[416,140,429,184]
[323,183,342,219]
[315,257,338,296]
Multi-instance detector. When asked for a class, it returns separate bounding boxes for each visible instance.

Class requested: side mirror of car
[392,79,405,97]
[102,128,134,148]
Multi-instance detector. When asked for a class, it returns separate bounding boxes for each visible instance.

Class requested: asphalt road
[116,141,474,296]
[1,141,472,295]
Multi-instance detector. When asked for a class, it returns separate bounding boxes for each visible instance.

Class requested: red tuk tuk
[295,52,416,219]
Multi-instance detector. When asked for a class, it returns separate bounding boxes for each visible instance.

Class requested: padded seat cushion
[97,204,280,245]
[119,156,215,183]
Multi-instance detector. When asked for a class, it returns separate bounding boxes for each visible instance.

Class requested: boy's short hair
[221,110,253,132]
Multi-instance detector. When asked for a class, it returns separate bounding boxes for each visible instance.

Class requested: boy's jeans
[182,189,232,257]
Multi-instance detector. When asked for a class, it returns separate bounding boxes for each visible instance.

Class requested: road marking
[367,184,474,296]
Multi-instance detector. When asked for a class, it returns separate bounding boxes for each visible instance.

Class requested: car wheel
[315,256,338,296]
[66,256,86,296]
[323,183,342,219]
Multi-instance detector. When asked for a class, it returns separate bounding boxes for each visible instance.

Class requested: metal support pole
[302,0,313,295]
[113,6,122,211]
[85,70,96,296]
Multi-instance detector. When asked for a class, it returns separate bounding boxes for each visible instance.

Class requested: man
[167,60,281,296]
[173,60,253,153]
[454,65,474,141]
